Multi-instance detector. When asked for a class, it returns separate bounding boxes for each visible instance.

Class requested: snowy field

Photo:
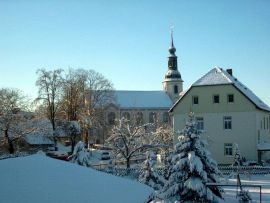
[2,153,270,203]
[0,154,153,203]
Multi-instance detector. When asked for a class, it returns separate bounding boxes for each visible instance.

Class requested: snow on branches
[69,141,91,167]
[160,112,223,202]
[139,151,165,190]
[107,117,148,169]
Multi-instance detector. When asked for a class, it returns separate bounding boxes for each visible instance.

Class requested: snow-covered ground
[219,174,270,203]
[0,154,153,203]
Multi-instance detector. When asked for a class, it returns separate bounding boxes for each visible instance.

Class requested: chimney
[226,69,233,76]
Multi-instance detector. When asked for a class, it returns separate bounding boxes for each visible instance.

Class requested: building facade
[91,34,183,144]
[170,67,270,164]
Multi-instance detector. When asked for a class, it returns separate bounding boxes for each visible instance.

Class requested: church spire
[163,28,183,103]
[165,28,181,78]
[169,28,176,55]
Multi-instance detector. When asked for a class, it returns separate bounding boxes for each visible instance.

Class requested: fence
[218,165,270,175]
[206,183,262,203]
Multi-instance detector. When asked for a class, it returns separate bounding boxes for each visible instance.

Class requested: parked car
[46,151,69,161]
[100,151,110,160]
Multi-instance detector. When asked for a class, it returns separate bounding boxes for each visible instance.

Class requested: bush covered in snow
[69,141,91,167]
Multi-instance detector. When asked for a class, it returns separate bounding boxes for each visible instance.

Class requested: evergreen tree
[160,112,223,202]
[233,143,243,166]
[139,151,165,190]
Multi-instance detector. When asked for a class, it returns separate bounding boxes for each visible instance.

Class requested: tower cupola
[163,29,183,103]
[165,30,182,80]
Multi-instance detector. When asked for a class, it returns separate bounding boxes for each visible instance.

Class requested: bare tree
[61,68,87,121]
[59,68,114,147]
[84,69,115,144]
[35,69,63,150]
[0,88,34,154]
[107,118,149,169]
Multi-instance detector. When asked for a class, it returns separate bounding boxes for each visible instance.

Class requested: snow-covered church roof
[170,67,270,112]
[114,90,173,109]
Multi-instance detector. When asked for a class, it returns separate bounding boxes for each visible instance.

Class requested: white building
[170,67,270,164]
[93,33,183,144]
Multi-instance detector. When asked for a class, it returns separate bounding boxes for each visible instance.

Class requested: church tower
[163,30,183,103]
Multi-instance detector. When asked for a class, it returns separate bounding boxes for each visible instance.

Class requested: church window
[192,96,199,105]
[174,85,178,94]
[163,112,169,123]
[108,112,116,125]
[122,112,130,121]
[136,112,144,125]
[149,112,156,123]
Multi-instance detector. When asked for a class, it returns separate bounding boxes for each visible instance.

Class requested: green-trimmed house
[170,67,270,164]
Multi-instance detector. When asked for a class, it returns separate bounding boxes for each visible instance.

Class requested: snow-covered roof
[0,155,153,203]
[25,134,54,145]
[170,67,270,112]
[114,90,173,109]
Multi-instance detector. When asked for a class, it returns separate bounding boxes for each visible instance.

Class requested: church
[104,33,183,128]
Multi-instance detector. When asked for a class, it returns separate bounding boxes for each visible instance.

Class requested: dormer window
[227,94,234,103]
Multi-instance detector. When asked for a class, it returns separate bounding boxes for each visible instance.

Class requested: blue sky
[1,0,270,105]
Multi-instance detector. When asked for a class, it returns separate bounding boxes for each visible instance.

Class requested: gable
[170,67,270,113]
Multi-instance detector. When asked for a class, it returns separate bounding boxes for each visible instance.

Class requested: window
[149,112,156,123]
[174,85,178,94]
[135,112,144,125]
[108,112,116,125]
[224,116,232,129]
[213,95,220,104]
[122,112,130,120]
[264,117,266,130]
[227,94,234,103]
[192,96,199,105]
[196,117,204,131]
[163,112,169,123]
[224,143,233,156]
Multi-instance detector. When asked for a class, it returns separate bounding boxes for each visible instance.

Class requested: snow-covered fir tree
[139,151,165,190]
[69,141,91,167]
[233,143,243,166]
[160,112,223,202]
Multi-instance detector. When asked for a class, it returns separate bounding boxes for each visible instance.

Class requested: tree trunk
[8,138,15,154]
[126,157,130,169]
[53,131,58,151]
[4,130,15,154]
[71,136,75,153]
